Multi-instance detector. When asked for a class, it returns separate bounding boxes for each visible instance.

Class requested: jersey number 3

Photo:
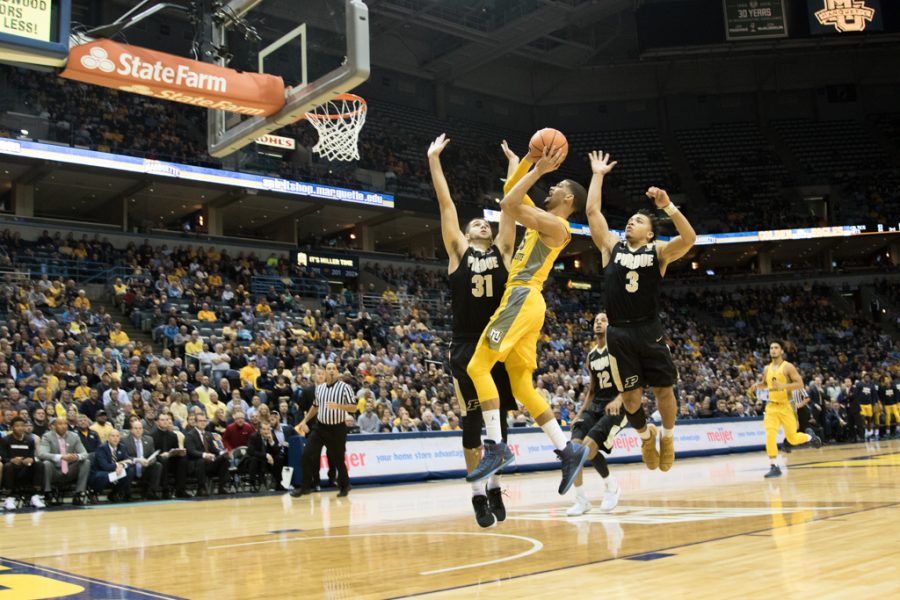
[625,270,639,293]
[472,274,494,298]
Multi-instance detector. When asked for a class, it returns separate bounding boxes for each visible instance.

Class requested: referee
[290,363,357,498]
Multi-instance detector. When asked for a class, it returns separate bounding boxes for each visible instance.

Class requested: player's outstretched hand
[646,186,671,208]
[427,133,450,159]
[534,146,565,175]
[588,150,617,176]
[501,139,519,165]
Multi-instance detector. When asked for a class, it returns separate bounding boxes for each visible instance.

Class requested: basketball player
[882,374,898,439]
[567,312,628,516]
[854,372,879,441]
[428,134,518,528]
[466,146,590,495]
[585,151,696,472]
[750,341,822,478]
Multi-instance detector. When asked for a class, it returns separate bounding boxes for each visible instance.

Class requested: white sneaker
[30,495,46,509]
[566,497,592,516]
[3,497,16,511]
[600,484,620,512]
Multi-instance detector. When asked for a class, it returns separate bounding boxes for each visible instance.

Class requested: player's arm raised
[495,141,520,265]
[650,187,697,267]
[428,134,467,272]
[499,147,568,248]
[585,151,619,261]
[501,140,536,208]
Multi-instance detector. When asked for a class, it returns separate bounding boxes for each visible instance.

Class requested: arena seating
[1,223,897,506]
[675,123,804,232]
[772,118,890,179]
[4,66,900,232]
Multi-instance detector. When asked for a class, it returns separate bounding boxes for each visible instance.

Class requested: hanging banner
[60,39,285,117]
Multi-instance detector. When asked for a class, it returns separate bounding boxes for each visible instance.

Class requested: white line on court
[208,531,544,575]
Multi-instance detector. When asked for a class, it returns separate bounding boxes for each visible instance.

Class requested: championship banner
[60,39,286,117]
[308,418,773,484]
[723,0,788,40]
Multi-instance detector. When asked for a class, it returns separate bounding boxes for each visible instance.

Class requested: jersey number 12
[472,274,494,298]
[599,371,613,389]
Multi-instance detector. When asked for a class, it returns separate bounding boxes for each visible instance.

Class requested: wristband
[662,203,678,216]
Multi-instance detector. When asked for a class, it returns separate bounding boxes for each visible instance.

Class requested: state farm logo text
[80,47,227,92]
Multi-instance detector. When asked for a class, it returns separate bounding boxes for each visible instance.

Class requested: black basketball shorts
[571,406,629,453]
[450,340,517,449]
[606,320,677,392]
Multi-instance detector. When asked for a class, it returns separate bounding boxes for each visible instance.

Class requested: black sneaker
[808,431,823,449]
[781,440,792,454]
[556,441,590,495]
[465,440,515,483]
[764,465,782,478]
[472,495,496,529]
[289,488,309,498]
[487,487,506,522]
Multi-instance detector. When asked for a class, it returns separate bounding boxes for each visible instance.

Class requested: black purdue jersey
[604,241,663,325]
[449,245,509,342]
[587,345,619,407]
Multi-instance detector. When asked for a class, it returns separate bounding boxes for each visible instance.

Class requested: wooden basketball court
[3,442,898,599]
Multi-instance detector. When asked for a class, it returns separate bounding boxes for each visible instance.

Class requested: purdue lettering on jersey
[604,241,662,325]
[449,245,509,342]
[587,345,618,407]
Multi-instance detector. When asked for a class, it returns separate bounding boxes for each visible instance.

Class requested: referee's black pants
[301,423,349,491]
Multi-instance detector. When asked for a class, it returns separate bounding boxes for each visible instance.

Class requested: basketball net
[304,93,367,162]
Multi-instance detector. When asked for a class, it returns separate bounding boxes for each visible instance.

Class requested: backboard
[205,0,370,158]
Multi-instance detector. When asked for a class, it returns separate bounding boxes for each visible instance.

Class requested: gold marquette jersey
[765,361,791,404]
[507,220,571,290]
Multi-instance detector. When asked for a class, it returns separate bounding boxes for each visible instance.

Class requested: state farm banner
[60,40,285,117]
[312,418,771,484]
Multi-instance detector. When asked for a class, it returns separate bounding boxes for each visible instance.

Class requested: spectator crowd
[1,228,898,510]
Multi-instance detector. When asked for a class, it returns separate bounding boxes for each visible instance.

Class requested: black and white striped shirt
[315,380,357,425]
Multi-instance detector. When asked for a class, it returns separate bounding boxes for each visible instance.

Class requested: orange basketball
[527,128,568,162]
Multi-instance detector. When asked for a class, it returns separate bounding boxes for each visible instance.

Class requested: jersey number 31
[472,274,494,298]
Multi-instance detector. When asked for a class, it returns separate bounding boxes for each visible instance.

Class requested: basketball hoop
[303,93,367,162]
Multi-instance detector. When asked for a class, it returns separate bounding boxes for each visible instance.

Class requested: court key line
[208,531,544,575]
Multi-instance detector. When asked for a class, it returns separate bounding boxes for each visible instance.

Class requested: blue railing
[251,275,329,299]
[13,256,115,284]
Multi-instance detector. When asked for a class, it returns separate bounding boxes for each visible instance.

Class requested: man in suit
[89,429,133,502]
[122,419,163,499]
[152,413,189,499]
[184,413,230,496]
[247,422,285,491]
[38,416,90,505]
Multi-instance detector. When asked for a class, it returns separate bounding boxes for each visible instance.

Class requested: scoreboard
[723,0,788,40]
[0,0,70,67]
